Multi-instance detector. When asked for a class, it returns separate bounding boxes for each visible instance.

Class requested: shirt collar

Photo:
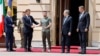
[26,15,28,17]
[81,11,85,14]
[65,15,69,18]
[7,15,11,17]
[44,17,48,19]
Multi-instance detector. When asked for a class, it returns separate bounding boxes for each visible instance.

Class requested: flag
[0,0,5,37]
[7,0,13,16]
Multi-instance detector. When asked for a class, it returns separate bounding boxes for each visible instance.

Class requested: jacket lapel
[63,16,69,25]
[79,12,86,21]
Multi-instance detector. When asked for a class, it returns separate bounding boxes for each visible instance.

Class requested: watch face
[0,0,2,4]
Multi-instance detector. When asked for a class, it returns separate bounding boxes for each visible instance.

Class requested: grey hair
[64,9,70,14]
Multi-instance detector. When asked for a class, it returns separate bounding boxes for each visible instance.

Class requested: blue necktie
[63,17,67,25]
[27,16,32,23]
[10,17,13,22]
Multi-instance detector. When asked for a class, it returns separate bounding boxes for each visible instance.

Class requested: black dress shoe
[28,49,32,52]
[24,48,28,52]
[7,49,15,52]
[79,52,86,54]
[61,51,65,53]
[66,51,70,53]
[10,49,15,51]
[7,49,11,52]
[28,50,32,52]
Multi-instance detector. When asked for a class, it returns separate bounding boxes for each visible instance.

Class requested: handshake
[31,24,40,28]
[31,25,36,28]
[12,24,15,28]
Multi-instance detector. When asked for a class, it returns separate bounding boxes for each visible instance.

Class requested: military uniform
[18,18,24,48]
[40,17,51,51]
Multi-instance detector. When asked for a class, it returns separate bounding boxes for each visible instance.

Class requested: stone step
[78,47,100,50]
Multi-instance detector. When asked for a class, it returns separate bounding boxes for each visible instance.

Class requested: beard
[43,15,47,17]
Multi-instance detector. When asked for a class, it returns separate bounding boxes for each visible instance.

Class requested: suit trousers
[5,32,14,50]
[42,31,51,51]
[61,32,70,53]
[79,31,87,53]
[24,32,32,50]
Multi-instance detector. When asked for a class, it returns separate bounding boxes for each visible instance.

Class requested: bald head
[63,9,70,16]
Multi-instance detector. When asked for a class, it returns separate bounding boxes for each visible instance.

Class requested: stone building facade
[5,0,100,47]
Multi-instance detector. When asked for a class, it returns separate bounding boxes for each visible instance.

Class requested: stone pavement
[0,41,99,56]
[0,52,100,56]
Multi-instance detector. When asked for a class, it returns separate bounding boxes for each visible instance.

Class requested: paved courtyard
[0,41,100,56]
[0,52,100,56]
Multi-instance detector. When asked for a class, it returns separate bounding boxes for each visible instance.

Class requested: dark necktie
[10,17,13,22]
[27,16,32,23]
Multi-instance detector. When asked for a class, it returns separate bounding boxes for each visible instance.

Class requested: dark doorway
[55,0,88,46]
[12,6,17,26]
[69,0,85,45]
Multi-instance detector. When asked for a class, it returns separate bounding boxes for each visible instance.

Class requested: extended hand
[85,28,88,32]
[44,27,48,29]
[31,25,35,28]
[68,32,71,36]
[12,25,15,27]
[76,29,79,32]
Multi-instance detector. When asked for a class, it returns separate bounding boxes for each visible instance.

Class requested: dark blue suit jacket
[23,15,38,33]
[4,16,14,33]
[62,16,72,35]
[77,12,90,32]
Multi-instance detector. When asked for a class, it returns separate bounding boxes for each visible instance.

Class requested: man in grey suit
[18,11,26,48]
[36,11,52,52]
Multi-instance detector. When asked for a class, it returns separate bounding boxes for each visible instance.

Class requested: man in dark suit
[5,11,15,51]
[77,6,90,54]
[61,10,72,53]
[23,9,38,52]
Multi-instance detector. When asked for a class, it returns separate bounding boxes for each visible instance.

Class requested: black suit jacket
[62,16,72,35]
[23,15,38,33]
[77,12,90,32]
[4,16,14,33]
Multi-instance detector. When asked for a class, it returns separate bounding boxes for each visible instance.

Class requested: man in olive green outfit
[36,11,52,52]
[18,12,25,48]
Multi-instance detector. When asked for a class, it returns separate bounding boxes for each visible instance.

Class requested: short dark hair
[79,6,85,10]
[25,9,31,12]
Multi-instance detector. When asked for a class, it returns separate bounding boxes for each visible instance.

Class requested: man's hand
[76,29,79,32]
[31,25,35,28]
[68,32,71,36]
[44,27,48,29]
[12,25,15,27]
[17,29,20,33]
[85,28,88,32]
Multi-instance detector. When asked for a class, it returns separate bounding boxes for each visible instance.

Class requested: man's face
[27,10,30,15]
[63,12,67,17]
[79,7,83,13]
[43,12,47,17]
[8,11,12,16]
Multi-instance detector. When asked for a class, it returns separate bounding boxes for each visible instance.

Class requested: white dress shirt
[79,11,84,20]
